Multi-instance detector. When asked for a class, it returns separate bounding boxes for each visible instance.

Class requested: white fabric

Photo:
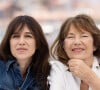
[48,57,100,90]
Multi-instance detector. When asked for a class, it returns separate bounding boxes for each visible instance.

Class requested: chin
[70,56,85,59]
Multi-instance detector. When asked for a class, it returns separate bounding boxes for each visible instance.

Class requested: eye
[25,34,33,38]
[11,34,20,38]
[81,34,89,37]
[66,35,74,39]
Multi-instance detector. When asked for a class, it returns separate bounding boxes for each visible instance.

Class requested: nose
[18,37,25,45]
[73,37,82,45]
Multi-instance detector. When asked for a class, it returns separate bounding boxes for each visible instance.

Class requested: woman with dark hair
[0,15,51,90]
[48,14,100,90]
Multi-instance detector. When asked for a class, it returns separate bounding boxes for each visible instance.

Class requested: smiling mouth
[72,48,84,52]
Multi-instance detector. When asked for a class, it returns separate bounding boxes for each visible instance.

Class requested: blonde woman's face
[10,25,36,62]
[64,25,96,60]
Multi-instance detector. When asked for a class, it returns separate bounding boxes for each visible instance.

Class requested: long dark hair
[0,15,51,90]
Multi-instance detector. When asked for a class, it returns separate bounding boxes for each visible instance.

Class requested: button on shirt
[0,59,40,90]
[48,57,100,90]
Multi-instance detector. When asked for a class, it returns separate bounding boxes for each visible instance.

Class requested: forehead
[13,25,33,34]
[67,24,90,34]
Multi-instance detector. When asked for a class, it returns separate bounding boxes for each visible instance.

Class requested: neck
[20,64,28,77]
[84,56,94,67]
[17,59,32,78]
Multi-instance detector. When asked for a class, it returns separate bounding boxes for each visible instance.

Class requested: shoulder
[48,60,68,90]
[0,59,5,67]
[49,60,68,72]
[0,59,6,73]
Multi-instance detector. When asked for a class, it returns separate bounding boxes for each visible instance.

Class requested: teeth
[72,48,83,51]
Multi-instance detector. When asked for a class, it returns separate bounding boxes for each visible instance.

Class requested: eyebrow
[67,33,75,35]
[68,31,89,35]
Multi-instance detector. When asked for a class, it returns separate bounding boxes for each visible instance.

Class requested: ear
[93,46,97,51]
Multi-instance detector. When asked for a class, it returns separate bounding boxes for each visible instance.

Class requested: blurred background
[0,0,100,46]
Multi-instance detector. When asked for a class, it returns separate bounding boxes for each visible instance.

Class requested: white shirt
[48,57,100,90]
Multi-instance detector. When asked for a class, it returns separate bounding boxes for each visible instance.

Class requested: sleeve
[48,61,66,90]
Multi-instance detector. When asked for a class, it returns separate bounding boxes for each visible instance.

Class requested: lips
[72,48,84,52]
[16,48,27,51]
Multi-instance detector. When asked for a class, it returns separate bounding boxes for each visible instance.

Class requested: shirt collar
[6,59,16,71]
[6,59,32,73]
[27,63,32,73]
[92,56,100,69]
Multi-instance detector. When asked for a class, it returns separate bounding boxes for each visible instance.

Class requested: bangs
[13,23,34,35]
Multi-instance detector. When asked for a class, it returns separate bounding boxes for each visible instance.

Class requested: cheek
[64,39,71,49]
[30,44,36,52]
[63,40,71,53]
[10,41,14,52]
[10,40,17,54]
[88,44,95,52]
[29,41,36,52]
[84,39,95,53]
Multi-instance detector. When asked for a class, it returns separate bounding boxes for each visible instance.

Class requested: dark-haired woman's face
[64,25,96,60]
[10,25,36,62]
